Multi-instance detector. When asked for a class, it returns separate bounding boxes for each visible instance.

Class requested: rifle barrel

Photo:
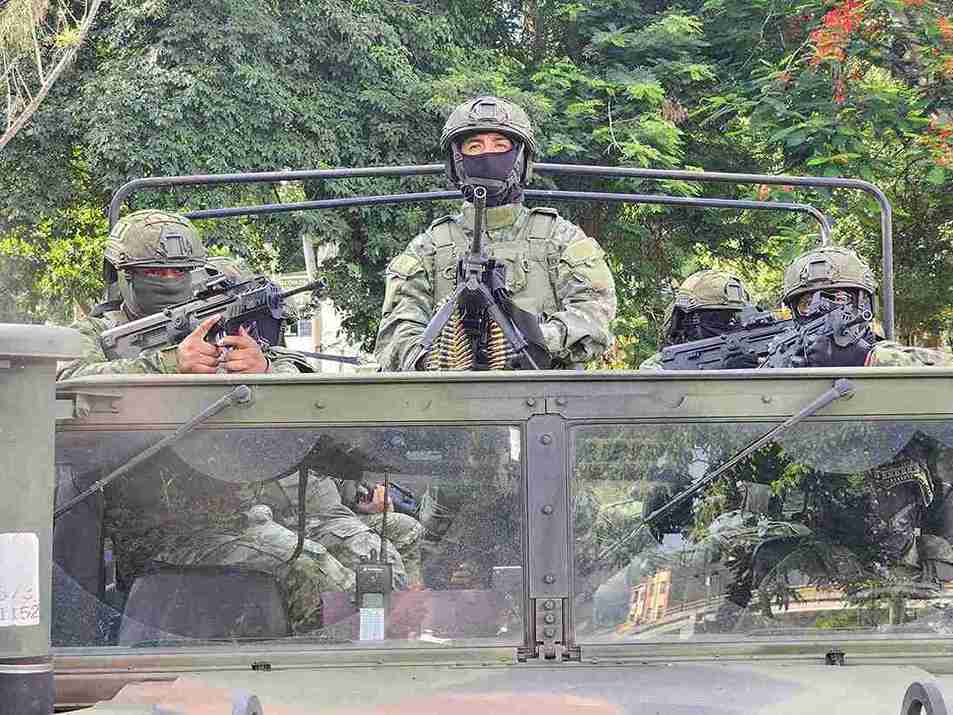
[279,279,326,300]
[470,186,487,254]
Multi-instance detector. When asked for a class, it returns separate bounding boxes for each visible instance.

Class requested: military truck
[3,163,953,715]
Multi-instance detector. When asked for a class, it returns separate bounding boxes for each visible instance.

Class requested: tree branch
[0,0,103,151]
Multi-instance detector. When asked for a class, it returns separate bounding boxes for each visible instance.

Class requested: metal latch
[55,389,122,419]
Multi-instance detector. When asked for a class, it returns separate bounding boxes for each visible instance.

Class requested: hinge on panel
[519,598,579,662]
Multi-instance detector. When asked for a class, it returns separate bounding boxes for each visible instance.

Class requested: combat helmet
[104,210,206,281]
[105,210,206,317]
[441,96,537,194]
[781,246,876,312]
[662,269,751,343]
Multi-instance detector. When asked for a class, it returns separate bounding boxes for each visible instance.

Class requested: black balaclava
[461,147,523,206]
[451,138,527,207]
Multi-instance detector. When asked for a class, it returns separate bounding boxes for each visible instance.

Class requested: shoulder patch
[387,253,424,279]
[527,208,558,240]
[563,236,605,267]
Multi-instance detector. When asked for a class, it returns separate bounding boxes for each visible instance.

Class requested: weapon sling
[53,385,253,520]
[596,378,856,562]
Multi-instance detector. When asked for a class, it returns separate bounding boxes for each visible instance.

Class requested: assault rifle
[100,275,325,359]
[659,306,794,370]
[762,293,873,368]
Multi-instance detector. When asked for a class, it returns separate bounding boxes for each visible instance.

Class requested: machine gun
[660,306,794,370]
[405,186,550,371]
[762,293,873,368]
[99,275,325,359]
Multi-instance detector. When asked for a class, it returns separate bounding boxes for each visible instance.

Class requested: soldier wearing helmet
[639,269,758,370]
[375,95,617,371]
[780,245,953,367]
[58,210,304,379]
[56,214,353,632]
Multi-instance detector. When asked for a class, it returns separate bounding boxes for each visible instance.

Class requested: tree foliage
[2,0,952,359]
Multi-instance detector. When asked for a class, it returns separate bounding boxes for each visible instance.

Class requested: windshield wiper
[54,385,253,520]
[597,378,856,562]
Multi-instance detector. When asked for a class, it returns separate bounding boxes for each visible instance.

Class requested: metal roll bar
[182,189,832,245]
[109,163,893,337]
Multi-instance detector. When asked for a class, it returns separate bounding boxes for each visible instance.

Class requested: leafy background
[2,0,952,366]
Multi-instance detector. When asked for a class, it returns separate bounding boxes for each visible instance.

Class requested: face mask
[131,273,193,316]
[461,147,523,206]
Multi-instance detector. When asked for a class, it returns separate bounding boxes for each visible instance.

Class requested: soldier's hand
[805,334,872,367]
[218,326,269,373]
[176,315,223,374]
[356,484,393,514]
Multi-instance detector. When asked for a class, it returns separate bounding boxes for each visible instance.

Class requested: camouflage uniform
[375,96,616,371]
[778,245,953,586]
[638,269,754,371]
[305,476,424,588]
[57,211,348,631]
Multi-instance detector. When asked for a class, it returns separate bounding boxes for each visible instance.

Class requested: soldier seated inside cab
[639,269,758,371]
[55,212,355,635]
[374,95,617,372]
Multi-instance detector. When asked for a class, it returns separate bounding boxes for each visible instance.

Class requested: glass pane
[573,420,953,642]
[53,425,522,648]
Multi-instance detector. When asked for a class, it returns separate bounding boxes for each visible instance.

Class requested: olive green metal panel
[57,368,953,429]
[0,326,81,662]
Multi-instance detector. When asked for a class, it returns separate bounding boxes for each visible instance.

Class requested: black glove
[507,304,552,370]
[722,346,760,369]
[804,334,872,367]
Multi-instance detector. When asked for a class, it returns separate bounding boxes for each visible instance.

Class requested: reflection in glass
[53,425,522,648]
[573,421,953,642]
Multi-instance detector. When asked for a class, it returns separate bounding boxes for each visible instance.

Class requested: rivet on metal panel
[540,434,553,445]
[555,397,567,406]
[542,504,554,515]
[544,614,556,624]
[543,627,556,638]
[543,574,556,584]
[761,395,773,404]
[525,398,536,407]
[543,600,555,610]
[314,400,326,409]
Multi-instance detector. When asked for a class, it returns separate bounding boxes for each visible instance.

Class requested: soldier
[58,210,300,378]
[305,477,424,589]
[374,95,617,371]
[780,245,953,368]
[56,211,354,632]
[639,269,757,370]
[770,245,953,593]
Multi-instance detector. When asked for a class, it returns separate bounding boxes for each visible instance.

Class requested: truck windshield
[574,418,953,640]
[53,422,523,648]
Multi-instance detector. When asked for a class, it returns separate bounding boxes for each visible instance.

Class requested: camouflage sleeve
[866,341,953,367]
[373,236,435,371]
[638,352,664,371]
[545,221,617,365]
[264,346,310,374]
[56,316,175,380]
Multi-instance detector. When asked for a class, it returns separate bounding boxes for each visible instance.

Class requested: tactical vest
[427,207,563,316]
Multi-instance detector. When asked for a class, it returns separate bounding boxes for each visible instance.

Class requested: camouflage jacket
[57,307,305,379]
[866,341,953,367]
[374,202,617,371]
